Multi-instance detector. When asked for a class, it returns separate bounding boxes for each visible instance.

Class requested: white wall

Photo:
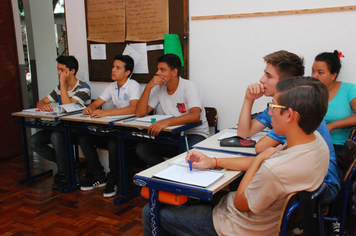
[64,0,356,129]
[24,0,58,99]
[189,0,356,130]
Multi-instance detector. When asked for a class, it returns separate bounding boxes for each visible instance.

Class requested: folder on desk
[153,165,224,188]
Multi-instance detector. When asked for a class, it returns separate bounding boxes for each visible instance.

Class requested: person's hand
[327,122,335,132]
[185,150,214,169]
[245,83,264,100]
[89,109,106,118]
[257,144,282,162]
[39,104,53,112]
[147,120,168,136]
[59,69,70,85]
[82,107,93,115]
[147,75,166,90]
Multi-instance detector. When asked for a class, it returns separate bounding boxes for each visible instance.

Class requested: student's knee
[28,135,38,150]
[50,131,64,145]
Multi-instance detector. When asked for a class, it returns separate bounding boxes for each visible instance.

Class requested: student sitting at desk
[237,50,340,205]
[79,55,141,198]
[142,76,329,236]
[135,54,209,167]
[28,55,91,189]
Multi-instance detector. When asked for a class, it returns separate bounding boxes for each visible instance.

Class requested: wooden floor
[1,154,355,236]
[0,155,147,235]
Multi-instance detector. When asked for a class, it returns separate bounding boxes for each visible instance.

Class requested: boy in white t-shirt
[79,55,141,198]
[142,76,330,235]
[135,54,209,167]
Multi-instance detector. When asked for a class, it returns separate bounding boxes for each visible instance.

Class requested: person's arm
[234,146,279,211]
[82,98,106,115]
[147,107,201,136]
[136,75,165,117]
[186,149,256,171]
[237,83,266,138]
[255,136,281,153]
[36,97,53,112]
[327,98,356,131]
[58,70,73,104]
[89,99,138,118]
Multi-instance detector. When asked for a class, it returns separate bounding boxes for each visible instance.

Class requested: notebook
[153,165,224,188]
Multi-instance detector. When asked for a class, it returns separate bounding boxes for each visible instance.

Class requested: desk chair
[323,138,356,236]
[205,107,219,135]
[279,183,327,236]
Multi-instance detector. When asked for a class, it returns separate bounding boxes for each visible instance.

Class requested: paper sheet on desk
[218,132,266,142]
[101,114,135,120]
[153,165,224,188]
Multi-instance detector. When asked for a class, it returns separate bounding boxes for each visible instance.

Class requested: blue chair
[279,183,327,236]
[322,139,356,236]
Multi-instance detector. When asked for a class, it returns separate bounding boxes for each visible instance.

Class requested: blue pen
[185,135,192,171]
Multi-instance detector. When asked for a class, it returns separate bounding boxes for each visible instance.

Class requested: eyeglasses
[267,102,287,110]
[267,102,300,116]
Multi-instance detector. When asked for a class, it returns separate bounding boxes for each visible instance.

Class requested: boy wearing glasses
[142,77,329,236]
[237,50,339,205]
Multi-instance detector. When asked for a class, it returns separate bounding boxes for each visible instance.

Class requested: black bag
[220,136,256,147]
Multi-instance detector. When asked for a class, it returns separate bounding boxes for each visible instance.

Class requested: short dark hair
[157,54,182,77]
[315,50,342,80]
[56,55,79,75]
[276,76,328,134]
[114,55,135,77]
[264,50,305,80]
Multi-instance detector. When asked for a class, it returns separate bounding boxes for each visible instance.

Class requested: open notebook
[153,165,224,188]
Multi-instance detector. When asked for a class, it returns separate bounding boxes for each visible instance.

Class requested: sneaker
[80,177,108,191]
[103,182,118,198]
[331,221,347,236]
[52,174,68,190]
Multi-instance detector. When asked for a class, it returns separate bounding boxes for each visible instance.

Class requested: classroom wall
[64,0,356,129]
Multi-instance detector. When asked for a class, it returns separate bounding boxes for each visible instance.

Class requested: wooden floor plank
[0,155,146,235]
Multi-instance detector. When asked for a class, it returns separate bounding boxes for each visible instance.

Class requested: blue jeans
[136,134,206,167]
[142,203,217,236]
[28,130,67,174]
[78,134,119,183]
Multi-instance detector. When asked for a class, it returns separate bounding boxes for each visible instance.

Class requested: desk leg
[61,127,80,193]
[113,136,138,205]
[18,117,53,184]
[149,188,160,236]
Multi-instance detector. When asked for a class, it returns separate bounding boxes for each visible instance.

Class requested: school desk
[133,149,244,236]
[193,128,265,156]
[11,111,71,185]
[112,118,203,205]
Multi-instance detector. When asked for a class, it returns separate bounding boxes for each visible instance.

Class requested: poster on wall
[126,0,169,41]
[86,0,126,43]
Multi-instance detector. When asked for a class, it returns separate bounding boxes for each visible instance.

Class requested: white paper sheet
[153,165,224,188]
[90,44,106,60]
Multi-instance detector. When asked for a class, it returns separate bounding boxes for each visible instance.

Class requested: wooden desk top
[114,119,184,133]
[134,149,242,194]
[59,113,130,125]
[193,128,258,155]
[11,111,68,120]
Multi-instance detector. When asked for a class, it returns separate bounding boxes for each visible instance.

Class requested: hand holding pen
[186,150,214,169]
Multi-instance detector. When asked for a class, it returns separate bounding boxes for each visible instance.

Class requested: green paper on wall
[164,34,184,66]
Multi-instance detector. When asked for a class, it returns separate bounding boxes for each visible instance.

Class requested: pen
[123,118,136,122]
[185,135,192,171]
